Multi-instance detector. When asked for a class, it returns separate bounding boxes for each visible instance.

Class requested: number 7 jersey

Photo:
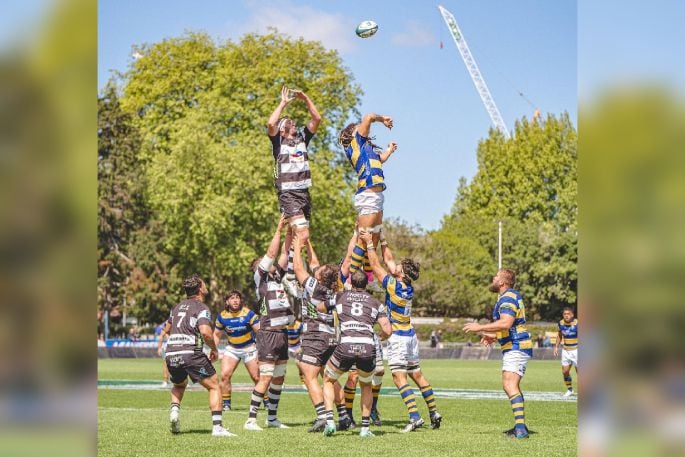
[166,298,213,355]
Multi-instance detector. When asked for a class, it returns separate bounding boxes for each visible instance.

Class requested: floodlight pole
[498,220,503,269]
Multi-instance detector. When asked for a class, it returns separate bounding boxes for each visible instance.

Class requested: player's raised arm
[339,228,359,279]
[266,215,287,261]
[358,113,393,137]
[295,90,322,134]
[292,233,310,286]
[267,86,292,136]
[378,230,397,275]
[359,230,387,282]
[379,142,397,164]
[277,224,292,270]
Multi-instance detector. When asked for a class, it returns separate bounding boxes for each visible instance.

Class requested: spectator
[430,329,438,348]
[128,325,140,342]
[536,333,544,348]
[437,330,444,349]
[543,334,551,347]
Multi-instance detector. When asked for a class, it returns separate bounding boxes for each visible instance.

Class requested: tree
[117,31,362,310]
[431,113,577,319]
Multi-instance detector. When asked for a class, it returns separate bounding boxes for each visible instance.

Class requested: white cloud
[392,20,437,47]
[233,0,356,53]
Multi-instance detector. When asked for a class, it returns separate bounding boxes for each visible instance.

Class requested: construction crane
[437,4,510,139]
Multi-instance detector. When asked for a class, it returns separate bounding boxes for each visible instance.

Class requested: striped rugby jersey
[301,276,335,334]
[287,319,303,347]
[344,131,386,194]
[335,289,386,346]
[215,307,259,349]
[493,289,533,356]
[558,318,578,350]
[381,275,415,337]
[269,128,314,192]
[254,256,294,330]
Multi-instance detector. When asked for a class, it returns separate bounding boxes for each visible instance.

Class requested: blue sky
[99,0,577,231]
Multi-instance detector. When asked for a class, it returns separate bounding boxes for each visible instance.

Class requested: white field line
[98,381,576,402]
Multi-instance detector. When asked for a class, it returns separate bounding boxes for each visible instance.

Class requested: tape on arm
[259,255,275,272]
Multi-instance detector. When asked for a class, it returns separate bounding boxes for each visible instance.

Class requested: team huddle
[158,88,577,440]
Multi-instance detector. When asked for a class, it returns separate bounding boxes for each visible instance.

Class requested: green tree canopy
[112,31,362,311]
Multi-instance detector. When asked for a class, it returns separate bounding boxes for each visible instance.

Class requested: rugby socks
[360,415,370,433]
[344,385,356,419]
[419,384,438,415]
[509,392,526,431]
[222,392,231,409]
[263,392,269,409]
[371,378,382,411]
[564,375,573,391]
[325,409,335,429]
[315,402,326,420]
[336,404,349,420]
[349,241,366,274]
[212,410,223,427]
[267,384,283,422]
[248,390,264,419]
[398,384,421,421]
[171,402,180,413]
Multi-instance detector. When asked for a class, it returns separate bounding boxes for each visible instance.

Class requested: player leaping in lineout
[267,86,321,247]
[338,113,397,280]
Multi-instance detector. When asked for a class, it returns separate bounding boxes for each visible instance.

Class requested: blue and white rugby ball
[356,20,378,38]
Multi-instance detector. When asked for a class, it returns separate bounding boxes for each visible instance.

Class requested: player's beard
[488,282,499,293]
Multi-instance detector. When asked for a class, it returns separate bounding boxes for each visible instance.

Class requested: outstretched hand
[382,116,393,129]
[480,335,496,347]
[280,85,292,104]
[359,230,373,244]
[386,142,398,153]
[277,214,288,231]
[463,322,482,334]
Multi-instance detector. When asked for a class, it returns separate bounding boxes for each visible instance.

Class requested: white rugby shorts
[354,190,384,216]
[221,344,258,363]
[502,350,531,377]
[561,348,578,368]
[386,333,419,373]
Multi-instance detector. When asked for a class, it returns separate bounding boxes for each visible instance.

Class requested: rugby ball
[356,20,378,38]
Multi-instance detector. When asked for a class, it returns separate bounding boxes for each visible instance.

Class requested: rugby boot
[170,409,180,434]
[323,422,336,437]
[212,426,237,437]
[243,418,263,431]
[338,415,353,431]
[308,418,327,433]
[400,417,424,433]
[429,412,442,429]
[266,419,290,429]
[359,429,375,438]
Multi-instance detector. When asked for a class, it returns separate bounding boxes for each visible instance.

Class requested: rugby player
[244,216,294,431]
[360,231,442,432]
[554,307,578,397]
[463,269,532,439]
[213,290,260,411]
[162,274,236,437]
[321,270,392,437]
[267,86,321,247]
[292,233,353,432]
[338,114,397,280]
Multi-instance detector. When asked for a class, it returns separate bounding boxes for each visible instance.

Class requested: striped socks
[344,385,356,418]
[248,390,264,419]
[267,384,283,422]
[419,384,437,415]
[509,392,526,431]
[564,375,573,391]
[398,384,421,421]
[349,241,366,274]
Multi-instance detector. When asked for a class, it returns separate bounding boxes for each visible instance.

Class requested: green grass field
[98,358,577,457]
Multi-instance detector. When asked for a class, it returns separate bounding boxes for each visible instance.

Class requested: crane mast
[438,4,510,139]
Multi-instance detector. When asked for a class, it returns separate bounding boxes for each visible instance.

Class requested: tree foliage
[101,31,362,316]
[423,114,577,320]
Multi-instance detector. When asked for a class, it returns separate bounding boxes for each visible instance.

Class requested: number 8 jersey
[335,289,386,347]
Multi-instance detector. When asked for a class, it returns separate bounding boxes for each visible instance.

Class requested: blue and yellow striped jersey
[287,319,303,347]
[558,318,578,350]
[215,307,259,349]
[493,289,532,356]
[382,275,415,337]
[344,132,386,194]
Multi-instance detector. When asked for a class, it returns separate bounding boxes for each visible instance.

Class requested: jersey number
[176,312,186,328]
[350,302,364,316]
